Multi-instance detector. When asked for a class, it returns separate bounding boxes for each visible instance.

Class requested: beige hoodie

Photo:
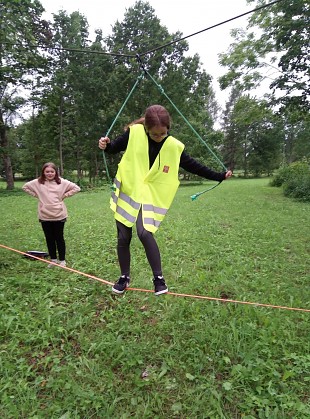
[22,178,80,221]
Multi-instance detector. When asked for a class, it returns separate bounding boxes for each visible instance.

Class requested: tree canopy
[0,0,309,189]
[219,0,309,113]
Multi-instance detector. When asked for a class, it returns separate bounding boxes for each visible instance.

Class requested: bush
[76,177,110,191]
[270,161,310,202]
[270,162,307,186]
[284,173,310,201]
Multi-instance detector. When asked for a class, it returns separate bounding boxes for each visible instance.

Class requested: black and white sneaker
[153,276,168,295]
[112,275,130,294]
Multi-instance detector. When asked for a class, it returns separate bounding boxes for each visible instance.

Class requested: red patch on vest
[163,165,170,173]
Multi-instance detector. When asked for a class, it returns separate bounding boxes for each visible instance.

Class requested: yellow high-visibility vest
[110,124,184,233]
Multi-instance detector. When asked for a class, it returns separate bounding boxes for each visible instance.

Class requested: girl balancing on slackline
[98,104,232,296]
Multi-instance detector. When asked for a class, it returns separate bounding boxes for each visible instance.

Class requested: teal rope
[143,69,227,200]
[102,73,145,189]
[102,63,227,200]
[101,149,113,189]
[190,182,222,201]
[143,70,227,170]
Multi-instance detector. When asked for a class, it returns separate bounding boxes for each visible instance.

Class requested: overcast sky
[39,0,258,110]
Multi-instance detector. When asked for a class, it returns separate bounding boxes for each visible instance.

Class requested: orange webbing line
[127,287,310,312]
[0,243,113,286]
[1,243,310,313]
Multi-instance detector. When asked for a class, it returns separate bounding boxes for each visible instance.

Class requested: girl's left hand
[98,137,110,150]
[225,170,233,179]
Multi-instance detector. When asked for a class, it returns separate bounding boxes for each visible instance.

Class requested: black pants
[116,209,162,278]
[41,220,66,261]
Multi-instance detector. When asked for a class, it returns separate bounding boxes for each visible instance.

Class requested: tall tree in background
[222,93,282,176]
[105,0,190,116]
[43,10,91,176]
[219,0,309,113]
[105,0,220,171]
[221,86,243,171]
[0,0,51,189]
[218,0,309,166]
[279,108,310,164]
[23,9,115,180]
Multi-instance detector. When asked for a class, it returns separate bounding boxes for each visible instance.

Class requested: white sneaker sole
[112,282,129,294]
[154,288,168,296]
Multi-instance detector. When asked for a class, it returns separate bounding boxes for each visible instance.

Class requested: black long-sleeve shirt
[105,128,226,182]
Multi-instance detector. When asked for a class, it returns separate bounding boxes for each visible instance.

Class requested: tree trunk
[243,135,248,178]
[59,99,64,176]
[0,110,14,190]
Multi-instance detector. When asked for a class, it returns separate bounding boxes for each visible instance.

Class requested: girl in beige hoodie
[22,162,80,267]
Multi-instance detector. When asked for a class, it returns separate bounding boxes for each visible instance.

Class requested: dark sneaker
[153,276,168,295]
[112,275,130,294]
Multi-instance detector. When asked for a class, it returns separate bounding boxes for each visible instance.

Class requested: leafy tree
[221,86,243,171]
[104,0,222,175]
[28,9,116,181]
[222,93,282,176]
[279,107,310,163]
[219,0,309,113]
[42,10,92,176]
[9,0,225,182]
[0,0,51,188]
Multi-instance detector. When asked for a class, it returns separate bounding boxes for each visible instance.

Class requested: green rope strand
[102,72,145,189]
[143,69,227,200]
[190,182,222,201]
[143,70,227,171]
[102,59,227,201]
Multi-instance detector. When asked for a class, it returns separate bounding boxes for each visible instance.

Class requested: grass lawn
[0,178,309,418]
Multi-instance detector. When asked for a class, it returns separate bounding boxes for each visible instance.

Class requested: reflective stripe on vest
[111,185,140,224]
[144,218,161,229]
[110,124,184,232]
[143,203,168,215]
[111,184,168,226]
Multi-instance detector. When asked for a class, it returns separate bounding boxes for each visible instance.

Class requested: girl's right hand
[98,136,110,150]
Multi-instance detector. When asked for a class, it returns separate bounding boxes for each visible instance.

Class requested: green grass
[1,178,309,418]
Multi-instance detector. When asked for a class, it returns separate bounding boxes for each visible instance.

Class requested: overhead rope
[101,56,227,199]
[6,0,285,60]
[136,55,228,199]
[139,0,285,57]
[2,41,136,58]
[136,56,227,171]
[1,243,309,313]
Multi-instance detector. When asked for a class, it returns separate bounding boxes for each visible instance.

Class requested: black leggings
[41,220,66,261]
[116,209,162,278]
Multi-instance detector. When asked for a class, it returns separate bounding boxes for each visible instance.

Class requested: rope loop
[101,64,227,200]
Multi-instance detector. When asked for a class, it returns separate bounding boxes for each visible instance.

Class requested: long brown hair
[144,105,171,130]
[38,162,61,184]
[124,105,171,131]
[123,117,145,131]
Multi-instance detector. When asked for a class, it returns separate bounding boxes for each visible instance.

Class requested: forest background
[0,0,309,189]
